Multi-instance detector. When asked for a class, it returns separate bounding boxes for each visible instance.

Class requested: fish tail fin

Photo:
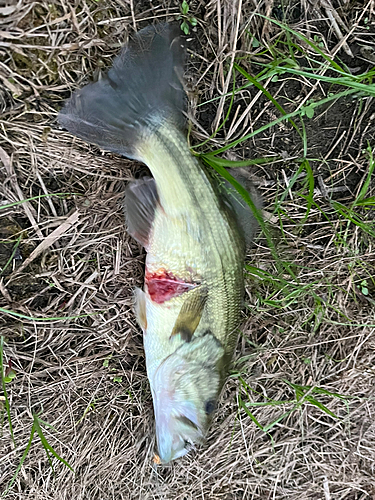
[58,23,185,160]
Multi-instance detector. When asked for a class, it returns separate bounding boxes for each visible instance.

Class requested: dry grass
[1,0,375,499]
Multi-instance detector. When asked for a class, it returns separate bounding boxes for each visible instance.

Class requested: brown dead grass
[1,0,375,499]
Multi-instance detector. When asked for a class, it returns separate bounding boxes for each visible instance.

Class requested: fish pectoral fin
[125,177,159,248]
[134,287,147,331]
[170,286,207,342]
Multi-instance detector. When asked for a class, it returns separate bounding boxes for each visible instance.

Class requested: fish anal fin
[170,286,207,342]
[125,177,158,248]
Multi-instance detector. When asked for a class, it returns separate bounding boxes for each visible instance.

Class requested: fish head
[152,333,225,463]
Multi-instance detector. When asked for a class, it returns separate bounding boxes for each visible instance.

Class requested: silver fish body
[137,126,245,461]
[58,23,258,463]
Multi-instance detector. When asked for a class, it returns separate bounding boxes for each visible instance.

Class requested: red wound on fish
[146,269,196,304]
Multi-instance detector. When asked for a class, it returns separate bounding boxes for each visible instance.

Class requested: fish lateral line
[145,268,199,304]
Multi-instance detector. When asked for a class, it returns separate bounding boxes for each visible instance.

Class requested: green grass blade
[262,66,375,95]
[332,202,375,238]
[233,62,303,140]
[354,196,375,207]
[262,409,295,432]
[0,235,22,276]
[245,265,289,288]
[304,396,338,419]
[0,336,15,446]
[253,13,346,73]
[1,426,35,497]
[198,156,280,168]
[0,307,95,322]
[33,414,75,473]
[244,399,295,407]
[354,145,375,204]
[285,381,341,419]
[238,392,263,430]
[273,159,314,221]
[204,87,358,156]
[0,193,80,211]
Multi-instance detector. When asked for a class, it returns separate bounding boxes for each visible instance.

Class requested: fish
[58,23,259,463]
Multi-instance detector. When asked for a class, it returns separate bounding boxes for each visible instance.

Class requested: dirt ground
[1,0,375,499]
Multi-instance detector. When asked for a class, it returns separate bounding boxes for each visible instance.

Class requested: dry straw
[0,0,374,499]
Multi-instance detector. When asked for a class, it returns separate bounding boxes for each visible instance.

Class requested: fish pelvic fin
[58,23,185,161]
[170,286,208,342]
[134,287,147,331]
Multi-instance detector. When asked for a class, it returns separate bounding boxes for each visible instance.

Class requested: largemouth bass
[58,23,258,463]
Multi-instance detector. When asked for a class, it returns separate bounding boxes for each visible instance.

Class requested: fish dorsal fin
[124,177,159,248]
[170,286,207,342]
[134,287,147,331]
[221,169,262,247]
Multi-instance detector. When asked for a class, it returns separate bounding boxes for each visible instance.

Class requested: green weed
[177,0,197,35]
[234,375,351,437]
[0,235,22,276]
[0,337,15,446]
[0,193,79,212]
[2,413,75,497]
[0,307,96,322]
[1,337,74,497]
[197,15,375,433]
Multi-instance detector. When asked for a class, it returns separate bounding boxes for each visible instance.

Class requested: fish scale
[140,125,244,351]
[142,126,244,380]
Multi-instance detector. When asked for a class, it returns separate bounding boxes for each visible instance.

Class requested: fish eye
[205,399,216,415]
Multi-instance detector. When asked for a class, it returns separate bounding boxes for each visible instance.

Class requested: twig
[7,210,81,279]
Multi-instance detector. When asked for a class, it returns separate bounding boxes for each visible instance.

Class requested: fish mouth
[152,382,206,463]
[156,420,203,464]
